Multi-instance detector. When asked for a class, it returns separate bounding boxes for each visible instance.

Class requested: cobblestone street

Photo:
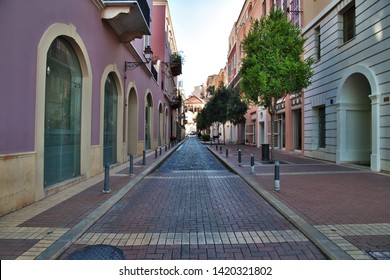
[60,137,326,260]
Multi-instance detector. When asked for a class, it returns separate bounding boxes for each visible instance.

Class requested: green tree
[240,9,313,161]
[227,89,248,126]
[196,84,247,143]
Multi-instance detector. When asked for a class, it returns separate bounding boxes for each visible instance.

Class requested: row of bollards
[212,146,280,192]
[235,149,280,192]
[103,140,180,193]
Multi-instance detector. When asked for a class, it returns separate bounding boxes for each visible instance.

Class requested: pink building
[0,0,181,215]
[227,0,304,153]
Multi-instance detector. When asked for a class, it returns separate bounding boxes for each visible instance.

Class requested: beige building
[184,95,206,135]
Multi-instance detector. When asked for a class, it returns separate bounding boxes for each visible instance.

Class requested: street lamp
[124,46,153,71]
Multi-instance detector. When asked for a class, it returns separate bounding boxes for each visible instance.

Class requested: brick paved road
[61,137,326,260]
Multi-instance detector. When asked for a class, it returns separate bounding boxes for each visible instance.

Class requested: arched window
[44,37,82,187]
[145,93,153,150]
[103,73,118,165]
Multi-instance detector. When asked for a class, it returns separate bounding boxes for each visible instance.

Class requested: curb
[207,146,353,260]
[36,140,186,260]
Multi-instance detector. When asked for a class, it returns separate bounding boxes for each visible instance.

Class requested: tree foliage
[240,9,313,160]
[196,84,247,131]
[240,9,313,113]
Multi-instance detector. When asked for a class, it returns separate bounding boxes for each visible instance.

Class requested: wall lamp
[125,46,153,71]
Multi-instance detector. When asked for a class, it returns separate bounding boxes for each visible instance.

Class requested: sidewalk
[0,142,181,260]
[1,139,389,260]
[207,142,390,260]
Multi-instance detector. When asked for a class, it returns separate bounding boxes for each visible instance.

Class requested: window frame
[341,2,356,43]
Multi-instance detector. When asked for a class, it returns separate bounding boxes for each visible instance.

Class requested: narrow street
[61,137,326,260]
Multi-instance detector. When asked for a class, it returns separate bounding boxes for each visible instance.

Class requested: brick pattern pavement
[0,147,176,260]
[2,138,388,260]
[208,143,390,259]
[59,138,326,260]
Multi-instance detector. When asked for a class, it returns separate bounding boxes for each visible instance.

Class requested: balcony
[102,0,151,42]
[170,52,183,77]
[170,95,182,109]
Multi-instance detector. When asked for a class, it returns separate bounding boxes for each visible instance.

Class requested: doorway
[338,73,372,165]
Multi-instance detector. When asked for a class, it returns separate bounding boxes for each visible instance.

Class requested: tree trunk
[222,122,225,145]
[270,112,275,162]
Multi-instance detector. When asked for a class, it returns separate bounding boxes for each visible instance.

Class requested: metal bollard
[129,154,134,176]
[250,154,255,175]
[160,147,162,156]
[143,150,146,165]
[226,148,229,157]
[165,145,167,152]
[155,149,158,159]
[220,146,222,154]
[274,161,280,192]
[103,163,111,193]
[238,149,242,166]
[216,144,218,151]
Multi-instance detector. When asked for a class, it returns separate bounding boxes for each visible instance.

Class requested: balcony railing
[102,0,151,42]
[229,71,241,89]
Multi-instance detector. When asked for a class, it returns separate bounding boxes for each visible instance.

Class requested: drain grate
[368,251,390,260]
[65,245,126,260]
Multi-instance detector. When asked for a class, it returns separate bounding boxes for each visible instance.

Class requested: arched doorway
[158,103,163,146]
[44,37,82,187]
[337,73,372,165]
[145,93,153,150]
[103,73,118,165]
[165,107,169,145]
[127,88,138,157]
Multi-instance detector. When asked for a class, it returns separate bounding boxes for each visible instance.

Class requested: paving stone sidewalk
[60,137,326,260]
[1,137,389,260]
[207,142,390,260]
[0,144,179,260]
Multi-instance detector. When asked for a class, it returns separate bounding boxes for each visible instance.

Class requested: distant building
[184,96,206,135]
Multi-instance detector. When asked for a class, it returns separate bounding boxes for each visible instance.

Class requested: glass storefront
[44,37,82,187]
[103,74,118,165]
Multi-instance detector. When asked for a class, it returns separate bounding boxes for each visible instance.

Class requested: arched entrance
[337,71,376,168]
[145,93,153,150]
[165,107,169,145]
[103,73,118,165]
[158,103,163,146]
[44,37,82,187]
[36,23,92,195]
[127,88,138,157]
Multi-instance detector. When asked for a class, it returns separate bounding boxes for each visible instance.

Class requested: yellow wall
[0,153,37,215]
[302,0,333,27]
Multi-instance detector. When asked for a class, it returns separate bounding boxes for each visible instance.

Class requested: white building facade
[303,0,390,172]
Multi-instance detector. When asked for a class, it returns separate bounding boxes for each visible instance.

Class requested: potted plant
[170,94,182,109]
[170,51,183,76]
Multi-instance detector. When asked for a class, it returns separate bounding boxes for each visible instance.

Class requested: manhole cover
[65,245,126,260]
[368,251,390,260]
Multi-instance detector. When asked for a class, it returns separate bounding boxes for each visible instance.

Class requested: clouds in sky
[168,0,244,96]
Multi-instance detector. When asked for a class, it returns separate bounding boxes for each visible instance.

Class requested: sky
[168,0,245,97]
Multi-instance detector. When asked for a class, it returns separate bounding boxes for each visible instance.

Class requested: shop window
[103,73,118,165]
[44,37,82,187]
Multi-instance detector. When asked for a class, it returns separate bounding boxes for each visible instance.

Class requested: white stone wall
[302,0,390,171]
